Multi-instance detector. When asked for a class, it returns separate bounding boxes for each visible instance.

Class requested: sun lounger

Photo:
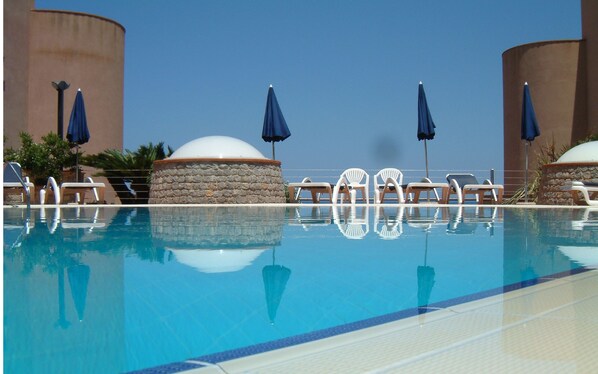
[41,176,105,205]
[446,173,504,204]
[405,178,449,204]
[288,177,334,203]
[566,181,598,206]
[3,162,35,204]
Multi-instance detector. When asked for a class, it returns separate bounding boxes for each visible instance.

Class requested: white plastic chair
[373,168,405,203]
[41,176,105,205]
[332,168,370,204]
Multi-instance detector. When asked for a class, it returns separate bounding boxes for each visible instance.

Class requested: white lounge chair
[567,181,598,206]
[373,168,405,204]
[3,162,35,204]
[446,173,504,204]
[332,168,370,204]
[404,178,448,204]
[288,177,334,203]
[41,176,105,205]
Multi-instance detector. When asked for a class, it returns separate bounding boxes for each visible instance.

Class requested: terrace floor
[187,269,598,373]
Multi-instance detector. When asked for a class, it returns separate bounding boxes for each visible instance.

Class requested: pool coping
[128,265,594,373]
[176,268,598,373]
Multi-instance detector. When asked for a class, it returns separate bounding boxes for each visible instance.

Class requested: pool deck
[185,269,598,373]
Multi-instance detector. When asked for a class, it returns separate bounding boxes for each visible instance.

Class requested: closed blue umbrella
[67,89,90,182]
[67,264,90,321]
[262,249,291,324]
[262,85,291,160]
[521,82,540,202]
[418,82,436,178]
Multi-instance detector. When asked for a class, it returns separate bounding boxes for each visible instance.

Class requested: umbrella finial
[269,84,273,88]
[524,82,528,86]
[419,81,423,85]
[78,88,82,91]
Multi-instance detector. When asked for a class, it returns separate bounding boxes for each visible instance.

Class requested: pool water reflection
[3,206,597,373]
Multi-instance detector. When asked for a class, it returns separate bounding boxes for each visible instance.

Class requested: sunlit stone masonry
[148,136,286,204]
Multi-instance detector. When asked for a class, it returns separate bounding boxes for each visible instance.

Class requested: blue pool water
[3,205,597,373]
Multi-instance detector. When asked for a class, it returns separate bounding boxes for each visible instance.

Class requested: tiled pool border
[129,266,591,374]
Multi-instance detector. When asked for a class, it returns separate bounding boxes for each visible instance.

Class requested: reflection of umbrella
[521,82,540,202]
[417,232,435,315]
[262,250,291,324]
[67,264,90,321]
[262,85,291,160]
[54,268,71,329]
[417,82,436,179]
[67,89,90,182]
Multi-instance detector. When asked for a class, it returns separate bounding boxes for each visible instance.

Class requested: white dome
[170,136,266,159]
[556,141,598,163]
[166,248,268,273]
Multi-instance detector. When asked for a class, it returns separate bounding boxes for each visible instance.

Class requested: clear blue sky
[36,0,582,181]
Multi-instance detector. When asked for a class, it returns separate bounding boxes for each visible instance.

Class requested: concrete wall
[3,0,34,146]
[503,0,598,196]
[502,40,587,195]
[582,0,598,136]
[27,10,125,154]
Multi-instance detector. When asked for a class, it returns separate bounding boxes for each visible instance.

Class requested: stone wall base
[537,162,598,205]
[149,158,286,204]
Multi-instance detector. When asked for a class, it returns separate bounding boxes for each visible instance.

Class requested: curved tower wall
[27,10,125,154]
[502,40,587,194]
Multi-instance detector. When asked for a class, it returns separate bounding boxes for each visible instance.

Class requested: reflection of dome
[556,141,598,163]
[167,247,269,273]
[170,136,266,159]
[558,246,598,269]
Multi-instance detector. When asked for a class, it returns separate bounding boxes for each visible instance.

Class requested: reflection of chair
[41,207,105,233]
[446,173,504,204]
[404,178,448,204]
[374,206,404,239]
[405,206,449,231]
[3,162,35,204]
[571,208,598,230]
[41,176,105,205]
[333,205,369,239]
[566,181,598,206]
[332,168,369,204]
[289,206,332,230]
[373,168,405,203]
[447,206,499,235]
[288,177,334,203]
[3,219,34,250]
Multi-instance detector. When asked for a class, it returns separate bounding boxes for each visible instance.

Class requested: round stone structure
[537,141,598,205]
[149,136,286,204]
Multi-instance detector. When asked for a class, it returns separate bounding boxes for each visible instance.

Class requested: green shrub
[83,142,172,204]
[4,132,76,185]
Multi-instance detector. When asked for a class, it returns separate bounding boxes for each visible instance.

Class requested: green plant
[4,132,76,185]
[83,142,172,204]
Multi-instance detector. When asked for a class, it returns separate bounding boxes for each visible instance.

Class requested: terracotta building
[3,0,125,155]
[502,0,598,194]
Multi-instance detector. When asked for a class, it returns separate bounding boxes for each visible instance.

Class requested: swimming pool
[3,205,597,373]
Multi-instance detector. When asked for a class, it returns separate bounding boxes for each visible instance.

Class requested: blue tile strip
[131,266,591,373]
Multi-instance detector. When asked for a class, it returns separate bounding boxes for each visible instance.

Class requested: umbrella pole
[272,142,276,160]
[424,139,429,179]
[524,141,529,203]
[76,145,80,183]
